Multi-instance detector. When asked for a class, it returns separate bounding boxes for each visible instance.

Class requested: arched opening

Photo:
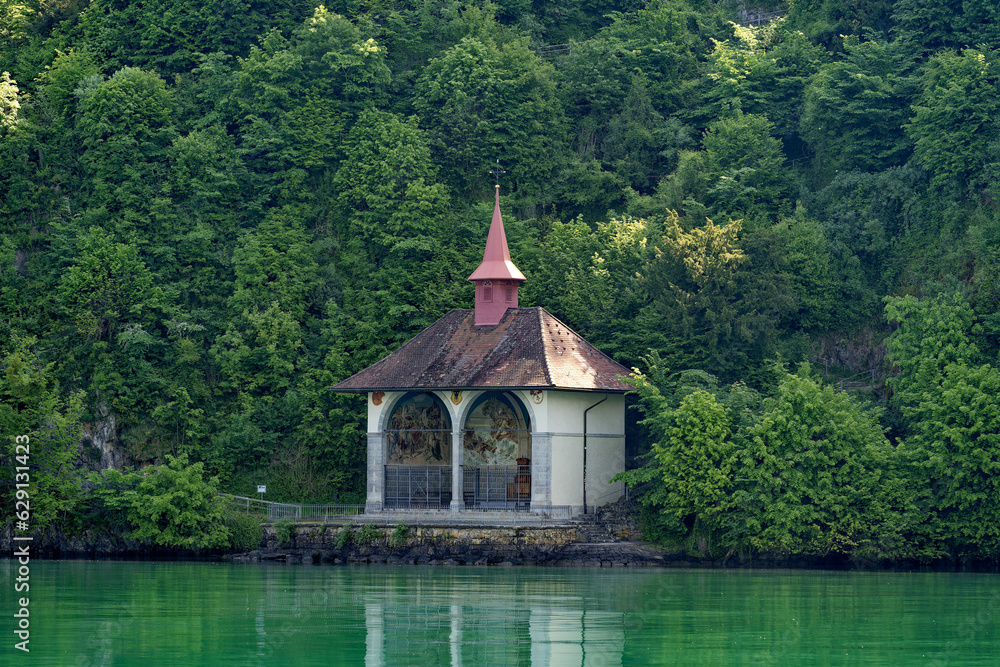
[386,392,451,464]
[462,393,530,465]
[384,392,452,508]
[462,392,532,508]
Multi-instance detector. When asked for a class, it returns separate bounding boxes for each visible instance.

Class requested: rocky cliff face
[80,404,131,471]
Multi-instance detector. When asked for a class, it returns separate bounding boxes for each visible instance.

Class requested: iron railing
[533,43,571,57]
[462,465,531,510]
[382,465,533,510]
[384,465,452,509]
[224,495,365,521]
[590,485,627,515]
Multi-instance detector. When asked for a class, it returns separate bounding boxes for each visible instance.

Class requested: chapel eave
[467,260,526,282]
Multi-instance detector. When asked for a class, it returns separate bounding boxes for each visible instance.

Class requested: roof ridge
[535,307,554,387]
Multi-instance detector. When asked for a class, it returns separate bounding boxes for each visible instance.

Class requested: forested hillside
[2,0,999,561]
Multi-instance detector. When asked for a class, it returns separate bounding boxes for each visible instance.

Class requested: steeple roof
[468,186,526,282]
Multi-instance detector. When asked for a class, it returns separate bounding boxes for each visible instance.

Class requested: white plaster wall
[543,391,625,509]
[550,434,584,507]
[366,391,399,433]
[545,391,624,434]
[520,389,550,431]
[587,434,626,506]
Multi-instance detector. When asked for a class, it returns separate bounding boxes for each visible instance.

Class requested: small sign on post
[257,484,266,501]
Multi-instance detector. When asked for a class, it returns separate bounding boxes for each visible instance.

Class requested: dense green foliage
[2,336,87,529]
[1,0,999,560]
[88,454,231,548]
[222,510,264,551]
[618,363,912,561]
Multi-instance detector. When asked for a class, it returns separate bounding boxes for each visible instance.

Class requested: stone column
[366,431,384,513]
[450,427,464,511]
[530,432,552,516]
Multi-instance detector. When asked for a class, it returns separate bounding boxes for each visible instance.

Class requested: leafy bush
[334,527,353,548]
[273,517,295,547]
[621,364,909,561]
[223,511,263,552]
[89,455,230,549]
[725,368,908,559]
[390,524,409,548]
[356,524,381,545]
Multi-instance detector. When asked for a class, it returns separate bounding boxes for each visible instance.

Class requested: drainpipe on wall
[583,396,607,515]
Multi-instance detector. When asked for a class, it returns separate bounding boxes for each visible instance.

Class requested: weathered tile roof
[330,307,632,393]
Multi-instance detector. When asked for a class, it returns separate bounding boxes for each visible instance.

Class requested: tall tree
[641,214,759,380]
[223,8,391,199]
[57,226,157,340]
[412,32,566,200]
[885,292,1000,558]
[800,36,918,182]
[75,67,175,217]
[700,111,795,225]
[893,0,1000,54]
[229,204,318,320]
[0,336,88,529]
[604,75,692,193]
[332,109,448,271]
[658,111,794,227]
[708,22,827,139]
[906,48,1000,193]
[727,368,908,559]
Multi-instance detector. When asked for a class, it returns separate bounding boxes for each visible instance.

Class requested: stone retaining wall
[261,524,581,550]
[235,522,679,567]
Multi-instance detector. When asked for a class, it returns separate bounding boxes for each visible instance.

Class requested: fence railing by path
[533,43,571,57]
[827,368,877,392]
[741,10,786,26]
[224,495,365,522]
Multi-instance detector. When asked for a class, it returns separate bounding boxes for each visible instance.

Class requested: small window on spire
[483,280,492,302]
[505,283,513,302]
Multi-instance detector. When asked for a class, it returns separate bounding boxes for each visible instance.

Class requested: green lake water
[2,561,998,666]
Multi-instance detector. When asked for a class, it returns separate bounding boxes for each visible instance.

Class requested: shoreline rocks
[5,501,998,571]
[229,539,686,568]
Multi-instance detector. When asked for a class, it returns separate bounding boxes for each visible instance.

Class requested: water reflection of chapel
[332,186,629,519]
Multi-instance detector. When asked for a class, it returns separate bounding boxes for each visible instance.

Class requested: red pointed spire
[468,186,526,282]
[469,185,525,325]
